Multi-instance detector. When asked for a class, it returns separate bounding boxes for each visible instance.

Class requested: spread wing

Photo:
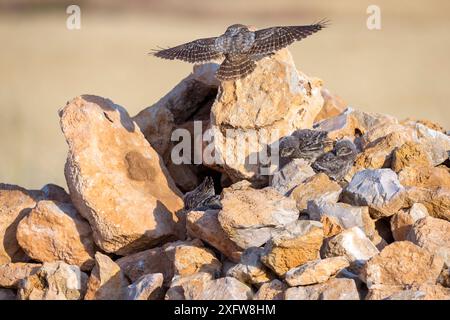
[249,20,329,55]
[151,37,223,63]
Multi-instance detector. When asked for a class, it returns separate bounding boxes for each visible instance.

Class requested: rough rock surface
[165,272,213,300]
[16,200,95,271]
[116,239,220,284]
[290,173,342,211]
[253,279,287,300]
[166,274,253,300]
[284,278,360,300]
[0,184,44,263]
[84,252,129,300]
[18,261,88,300]
[226,247,272,286]
[342,169,405,219]
[60,95,184,255]
[391,141,433,172]
[307,201,376,240]
[261,221,323,276]
[0,262,41,288]
[322,227,379,271]
[313,107,396,140]
[390,203,428,241]
[218,185,299,249]
[270,159,315,195]
[367,283,450,300]
[285,257,350,286]
[209,49,324,184]
[126,273,164,300]
[407,217,450,265]
[362,241,444,289]
[186,210,242,263]
[399,166,450,221]
[163,239,221,278]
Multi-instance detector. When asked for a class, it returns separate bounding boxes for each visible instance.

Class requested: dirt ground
[0,0,449,188]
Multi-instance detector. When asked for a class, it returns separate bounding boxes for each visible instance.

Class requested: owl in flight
[151,20,328,81]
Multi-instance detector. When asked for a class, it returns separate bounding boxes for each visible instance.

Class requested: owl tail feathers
[216,56,256,81]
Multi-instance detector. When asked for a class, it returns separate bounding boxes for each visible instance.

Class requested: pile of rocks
[1,49,449,300]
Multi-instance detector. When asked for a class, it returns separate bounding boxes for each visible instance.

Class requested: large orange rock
[60,95,184,255]
[0,262,41,288]
[84,252,129,300]
[362,241,444,289]
[218,183,299,249]
[0,184,45,263]
[16,200,95,271]
[186,210,242,263]
[209,49,324,184]
[260,220,324,276]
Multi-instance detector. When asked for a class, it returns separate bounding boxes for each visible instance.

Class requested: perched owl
[312,139,358,181]
[152,20,328,81]
[279,129,333,163]
[183,176,222,211]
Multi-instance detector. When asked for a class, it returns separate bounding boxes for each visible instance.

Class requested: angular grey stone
[341,169,405,219]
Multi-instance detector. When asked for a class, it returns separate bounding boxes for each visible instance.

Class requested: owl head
[279,136,300,158]
[225,24,249,35]
[335,139,357,158]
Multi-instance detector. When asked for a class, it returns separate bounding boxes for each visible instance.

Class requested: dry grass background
[0,0,449,189]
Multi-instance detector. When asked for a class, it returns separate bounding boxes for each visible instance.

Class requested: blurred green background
[0,0,449,189]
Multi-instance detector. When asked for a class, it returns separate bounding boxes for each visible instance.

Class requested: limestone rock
[284,278,359,300]
[60,95,184,255]
[391,141,433,172]
[362,241,444,289]
[165,272,213,300]
[399,166,450,220]
[313,107,397,140]
[322,227,379,271]
[406,122,450,165]
[116,240,221,284]
[191,277,253,300]
[0,184,44,263]
[314,89,347,123]
[367,283,450,300]
[307,201,375,240]
[133,63,218,157]
[285,257,350,286]
[0,263,41,288]
[261,220,323,276]
[209,49,324,184]
[218,185,299,249]
[116,246,172,284]
[290,173,342,212]
[167,274,253,300]
[162,239,221,278]
[320,215,344,238]
[270,159,315,195]
[0,288,16,300]
[18,261,88,300]
[16,200,95,271]
[390,204,428,241]
[126,273,164,300]
[84,252,129,300]
[186,210,242,263]
[341,169,405,219]
[407,217,450,266]
[253,279,287,300]
[226,247,272,286]
[353,131,409,171]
